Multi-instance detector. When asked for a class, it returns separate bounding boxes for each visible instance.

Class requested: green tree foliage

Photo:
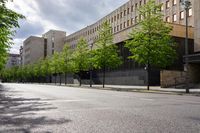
[125,0,176,90]
[93,21,122,88]
[50,52,62,84]
[0,0,24,70]
[61,44,74,85]
[72,37,90,86]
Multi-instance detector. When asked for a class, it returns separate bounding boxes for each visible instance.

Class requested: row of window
[166,9,192,22]
[67,0,193,43]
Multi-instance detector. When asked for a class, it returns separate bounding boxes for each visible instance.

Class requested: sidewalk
[59,83,200,95]
[32,83,200,95]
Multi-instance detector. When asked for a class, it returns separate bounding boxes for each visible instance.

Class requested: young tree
[41,57,51,83]
[125,0,176,90]
[50,52,62,85]
[72,37,90,86]
[0,0,24,70]
[61,44,74,85]
[93,21,122,88]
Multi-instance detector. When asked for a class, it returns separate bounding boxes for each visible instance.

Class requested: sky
[6,0,129,54]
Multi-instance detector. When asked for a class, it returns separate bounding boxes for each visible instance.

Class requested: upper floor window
[180,11,184,20]
[124,10,126,16]
[189,8,192,16]
[166,1,170,9]
[131,5,134,12]
[173,14,177,22]
[166,16,170,22]
[127,8,130,14]
[173,0,177,5]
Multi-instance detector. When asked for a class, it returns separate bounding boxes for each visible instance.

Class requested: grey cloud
[14,20,45,39]
[34,0,128,34]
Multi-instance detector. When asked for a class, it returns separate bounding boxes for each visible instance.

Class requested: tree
[41,57,51,83]
[0,0,24,70]
[125,0,176,90]
[50,52,62,85]
[93,21,122,88]
[72,37,90,86]
[61,44,74,85]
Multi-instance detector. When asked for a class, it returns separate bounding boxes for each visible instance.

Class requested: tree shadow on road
[0,85,71,133]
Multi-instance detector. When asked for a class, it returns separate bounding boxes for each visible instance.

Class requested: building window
[124,10,126,16]
[117,25,119,31]
[139,1,142,6]
[111,17,113,23]
[180,11,184,20]
[114,27,116,32]
[161,4,164,11]
[114,16,116,21]
[131,18,134,25]
[117,14,119,19]
[127,20,130,27]
[120,24,122,30]
[131,5,134,12]
[120,12,123,18]
[189,8,192,16]
[135,16,138,23]
[124,22,126,28]
[166,1,170,9]
[135,3,138,9]
[166,16,170,22]
[127,8,130,14]
[173,0,177,5]
[144,0,146,4]
[173,14,177,22]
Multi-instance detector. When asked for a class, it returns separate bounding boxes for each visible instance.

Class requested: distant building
[5,54,20,68]
[43,30,66,57]
[22,36,45,65]
[21,30,66,66]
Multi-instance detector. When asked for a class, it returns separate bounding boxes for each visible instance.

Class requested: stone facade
[42,30,66,56]
[21,30,66,66]
[22,36,45,65]
[194,0,200,52]
[65,0,195,49]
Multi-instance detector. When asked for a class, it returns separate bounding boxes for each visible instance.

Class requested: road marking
[47,99,88,103]
[140,98,154,101]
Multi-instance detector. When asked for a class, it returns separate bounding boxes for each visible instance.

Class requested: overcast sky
[7,0,128,54]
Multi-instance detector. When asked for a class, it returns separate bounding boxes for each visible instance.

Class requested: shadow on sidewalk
[0,85,71,132]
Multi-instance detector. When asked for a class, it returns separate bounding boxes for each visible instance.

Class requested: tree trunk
[79,73,82,86]
[59,73,61,86]
[65,72,67,85]
[103,65,105,88]
[55,74,57,85]
[147,63,150,90]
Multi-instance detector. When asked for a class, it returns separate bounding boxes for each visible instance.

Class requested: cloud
[15,20,45,39]
[7,0,129,54]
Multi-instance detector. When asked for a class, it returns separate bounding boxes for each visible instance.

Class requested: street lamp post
[89,43,93,87]
[182,0,191,93]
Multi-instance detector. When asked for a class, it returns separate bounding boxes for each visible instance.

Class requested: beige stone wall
[23,36,44,65]
[65,0,195,48]
[43,30,66,56]
[160,70,186,88]
[194,0,200,52]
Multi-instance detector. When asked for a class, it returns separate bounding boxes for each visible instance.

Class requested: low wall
[161,70,186,88]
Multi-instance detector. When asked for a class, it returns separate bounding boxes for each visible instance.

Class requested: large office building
[20,30,66,65]
[21,0,200,86]
[64,0,199,86]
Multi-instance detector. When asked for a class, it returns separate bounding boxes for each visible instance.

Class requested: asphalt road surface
[0,83,200,133]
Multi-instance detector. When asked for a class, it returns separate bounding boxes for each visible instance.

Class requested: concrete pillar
[194,0,200,52]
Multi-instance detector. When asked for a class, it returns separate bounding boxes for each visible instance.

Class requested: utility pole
[182,0,191,93]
